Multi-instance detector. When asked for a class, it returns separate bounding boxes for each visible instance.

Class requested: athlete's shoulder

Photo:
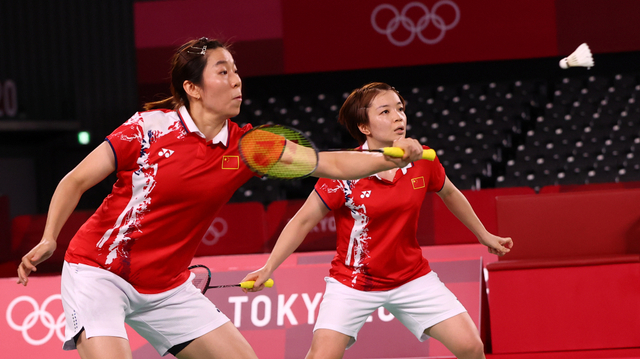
[138,108,178,121]
[111,110,185,142]
[316,177,355,192]
[122,109,177,125]
[228,119,253,135]
[141,108,174,115]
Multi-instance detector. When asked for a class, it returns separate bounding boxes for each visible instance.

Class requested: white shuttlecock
[559,43,594,69]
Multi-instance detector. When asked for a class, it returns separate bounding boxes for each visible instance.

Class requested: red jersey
[314,145,445,291]
[65,106,256,293]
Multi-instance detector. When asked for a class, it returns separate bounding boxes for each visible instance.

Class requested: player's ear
[358,123,371,136]
[183,80,201,100]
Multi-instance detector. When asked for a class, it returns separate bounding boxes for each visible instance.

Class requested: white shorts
[314,271,466,349]
[61,261,230,356]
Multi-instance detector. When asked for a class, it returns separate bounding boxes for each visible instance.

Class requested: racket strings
[192,275,208,290]
[270,140,317,178]
[189,266,211,293]
[239,129,286,174]
[239,125,319,179]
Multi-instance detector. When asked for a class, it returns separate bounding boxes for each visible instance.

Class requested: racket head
[239,124,319,179]
[188,264,212,294]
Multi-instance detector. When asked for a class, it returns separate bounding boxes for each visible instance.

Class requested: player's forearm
[315,152,394,179]
[439,189,488,239]
[41,175,86,242]
[264,218,318,273]
[42,142,115,242]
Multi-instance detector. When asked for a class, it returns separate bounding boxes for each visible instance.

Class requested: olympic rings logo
[6,295,65,345]
[201,217,228,246]
[371,1,461,46]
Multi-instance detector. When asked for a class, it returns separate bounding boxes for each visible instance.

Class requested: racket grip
[423,149,436,161]
[240,278,275,289]
[382,148,436,161]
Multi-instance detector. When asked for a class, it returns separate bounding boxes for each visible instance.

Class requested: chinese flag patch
[222,156,240,169]
[411,176,425,189]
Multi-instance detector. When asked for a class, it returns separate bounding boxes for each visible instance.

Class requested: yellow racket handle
[382,148,436,161]
[240,278,274,289]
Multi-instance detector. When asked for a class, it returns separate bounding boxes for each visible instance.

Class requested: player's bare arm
[242,191,329,292]
[437,177,512,256]
[17,142,116,285]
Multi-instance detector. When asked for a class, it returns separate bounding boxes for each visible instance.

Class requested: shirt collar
[210,121,230,146]
[362,140,413,177]
[177,106,229,147]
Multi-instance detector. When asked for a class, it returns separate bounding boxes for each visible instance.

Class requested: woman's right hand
[389,137,424,166]
[17,239,57,286]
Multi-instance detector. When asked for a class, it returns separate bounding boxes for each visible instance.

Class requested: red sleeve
[105,113,145,172]
[314,178,346,211]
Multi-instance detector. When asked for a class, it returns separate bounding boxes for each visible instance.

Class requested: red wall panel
[10,211,94,274]
[195,202,268,257]
[264,199,337,253]
[488,260,640,353]
[496,188,640,261]
[417,187,535,246]
[556,0,640,55]
[133,0,640,77]
[134,0,283,48]
[281,0,558,74]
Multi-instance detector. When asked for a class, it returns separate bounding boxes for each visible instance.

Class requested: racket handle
[423,149,436,161]
[240,278,275,289]
[382,148,436,161]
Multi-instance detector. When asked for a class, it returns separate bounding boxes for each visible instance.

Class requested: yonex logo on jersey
[158,148,174,158]
[222,156,240,170]
[411,177,425,189]
[360,190,371,198]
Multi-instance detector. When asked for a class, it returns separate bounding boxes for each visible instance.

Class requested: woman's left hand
[479,233,513,256]
[240,267,273,293]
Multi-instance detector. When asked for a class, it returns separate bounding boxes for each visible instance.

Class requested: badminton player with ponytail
[243,82,513,359]
[16,38,423,359]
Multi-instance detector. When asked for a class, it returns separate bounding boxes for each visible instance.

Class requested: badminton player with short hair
[243,82,513,359]
[16,39,424,359]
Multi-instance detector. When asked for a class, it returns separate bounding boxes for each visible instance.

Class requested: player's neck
[367,138,398,181]
[377,167,398,181]
[365,138,392,150]
[189,106,227,141]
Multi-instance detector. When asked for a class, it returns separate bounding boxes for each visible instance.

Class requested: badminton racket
[189,264,274,294]
[238,124,436,179]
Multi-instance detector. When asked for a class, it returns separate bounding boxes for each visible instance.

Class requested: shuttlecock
[559,43,594,69]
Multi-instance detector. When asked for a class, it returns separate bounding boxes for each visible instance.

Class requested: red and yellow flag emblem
[222,155,240,169]
[411,176,425,189]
